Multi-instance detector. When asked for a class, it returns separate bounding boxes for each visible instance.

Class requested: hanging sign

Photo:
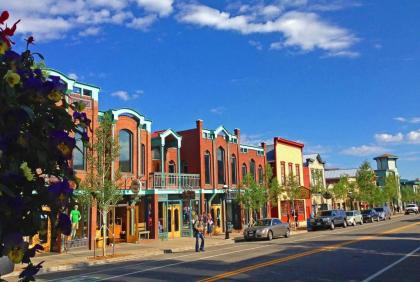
[130,179,142,194]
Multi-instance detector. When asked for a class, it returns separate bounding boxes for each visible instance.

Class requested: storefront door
[167,203,181,238]
[211,204,223,234]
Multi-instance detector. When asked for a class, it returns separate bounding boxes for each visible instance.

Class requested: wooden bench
[138,222,150,240]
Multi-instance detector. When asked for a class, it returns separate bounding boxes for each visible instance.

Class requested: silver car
[345,210,363,226]
[243,218,290,241]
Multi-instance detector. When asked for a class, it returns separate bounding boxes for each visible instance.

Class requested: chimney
[196,119,203,131]
[234,128,240,140]
[261,142,266,151]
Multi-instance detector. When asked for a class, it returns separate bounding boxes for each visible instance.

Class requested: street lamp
[223,185,230,239]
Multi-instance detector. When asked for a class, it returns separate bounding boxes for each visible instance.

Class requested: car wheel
[330,222,335,230]
[267,231,273,241]
[285,229,290,238]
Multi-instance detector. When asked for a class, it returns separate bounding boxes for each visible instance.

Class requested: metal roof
[325,168,358,179]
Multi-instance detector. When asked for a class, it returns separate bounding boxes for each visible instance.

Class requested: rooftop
[325,168,358,179]
[374,153,398,160]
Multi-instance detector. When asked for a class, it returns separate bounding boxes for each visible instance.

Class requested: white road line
[99,244,273,281]
[44,215,414,281]
[361,245,420,282]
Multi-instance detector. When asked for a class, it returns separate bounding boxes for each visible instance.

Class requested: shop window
[204,151,211,184]
[231,155,237,185]
[250,159,256,180]
[258,165,263,184]
[83,89,92,97]
[73,126,86,170]
[119,129,133,172]
[242,163,247,179]
[217,147,225,184]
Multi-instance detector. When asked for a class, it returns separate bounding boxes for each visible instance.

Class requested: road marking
[44,215,413,281]
[198,221,420,282]
[98,245,276,281]
[361,244,420,282]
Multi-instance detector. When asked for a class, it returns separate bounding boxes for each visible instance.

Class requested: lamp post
[223,185,230,239]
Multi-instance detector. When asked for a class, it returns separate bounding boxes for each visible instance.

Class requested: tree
[237,174,267,225]
[0,11,89,280]
[382,173,399,209]
[357,161,381,207]
[265,164,282,207]
[283,172,304,227]
[79,111,122,257]
[332,176,350,206]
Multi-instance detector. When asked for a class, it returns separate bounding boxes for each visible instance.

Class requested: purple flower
[4,49,20,61]
[3,232,25,263]
[58,213,71,236]
[48,178,72,196]
[50,130,76,158]
[22,244,43,264]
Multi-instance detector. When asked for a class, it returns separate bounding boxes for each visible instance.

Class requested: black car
[310,209,347,230]
[362,209,380,223]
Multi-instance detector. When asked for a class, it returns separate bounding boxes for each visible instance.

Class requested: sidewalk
[5,234,235,278]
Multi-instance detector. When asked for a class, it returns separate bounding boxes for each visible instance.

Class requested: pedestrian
[207,213,213,238]
[202,212,208,237]
[193,215,205,252]
[295,209,299,228]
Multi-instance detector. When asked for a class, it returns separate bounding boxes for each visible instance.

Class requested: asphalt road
[29,214,420,281]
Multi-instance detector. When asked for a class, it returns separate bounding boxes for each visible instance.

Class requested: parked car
[243,218,290,241]
[362,209,380,223]
[310,209,347,230]
[346,210,363,226]
[374,206,392,220]
[405,204,419,214]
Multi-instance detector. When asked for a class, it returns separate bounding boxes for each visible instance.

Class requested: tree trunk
[102,209,107,257]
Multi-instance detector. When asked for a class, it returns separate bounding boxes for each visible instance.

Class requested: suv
[362,209,380,223]
[346,210,363,226]
[310,209,347,230]
[405,204,419,214]
[374,206,392,220]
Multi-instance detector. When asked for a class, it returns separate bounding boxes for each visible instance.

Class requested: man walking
[193,216,205,252]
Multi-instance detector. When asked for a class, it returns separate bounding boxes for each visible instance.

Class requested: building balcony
[149,172,200,189]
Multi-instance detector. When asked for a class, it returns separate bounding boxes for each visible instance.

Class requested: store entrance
[167,203,181,239]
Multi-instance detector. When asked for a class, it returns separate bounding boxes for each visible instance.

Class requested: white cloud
[127,14,157,30]
[394,116,420,124]
[110,90,141,101]
[407,129,420,144]
[210,106,226,115]
[341,145,387,156]
[240,133,272,146]
[249,40,263,50]
[135,0,174,16]
[79,27,101,37]
[374,132,404,143]
[270,41,283,50]
[68,73,78,80]
[177,4,358,56]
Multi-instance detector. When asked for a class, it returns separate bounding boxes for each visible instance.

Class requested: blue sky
[4,0,419,179]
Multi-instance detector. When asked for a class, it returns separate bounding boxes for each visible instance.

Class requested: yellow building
[267,137,311,226]
[303,154,330,213]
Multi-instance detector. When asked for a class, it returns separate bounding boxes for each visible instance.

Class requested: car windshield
[320,211,332,216]
[361,210,371,214]
[254,219,271,226]
[407,204,416,207]
[374,208,383,212]
[346,212,354,216]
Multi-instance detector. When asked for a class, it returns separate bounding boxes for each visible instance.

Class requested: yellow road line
[198,221,420,282]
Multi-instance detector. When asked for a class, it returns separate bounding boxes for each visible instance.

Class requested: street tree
[357,161,381,207]
[382,173,399,209]
[79,111,122,257]
[238,174,267,225]
[265,164,282,208]
[332,176,350,207]
[283,172,304,227]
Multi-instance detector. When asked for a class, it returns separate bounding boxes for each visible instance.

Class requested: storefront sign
[130,179,141,194]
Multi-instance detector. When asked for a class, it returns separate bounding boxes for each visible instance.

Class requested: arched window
[258,165,263,184]
[204,151,211,184]
[242,163,247,179]
[73,126,85,170]
[119,129,133,172]
[250,159,256,180]
[217,147,226,184]
[141,144,146,175]
[231,155,237,185]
